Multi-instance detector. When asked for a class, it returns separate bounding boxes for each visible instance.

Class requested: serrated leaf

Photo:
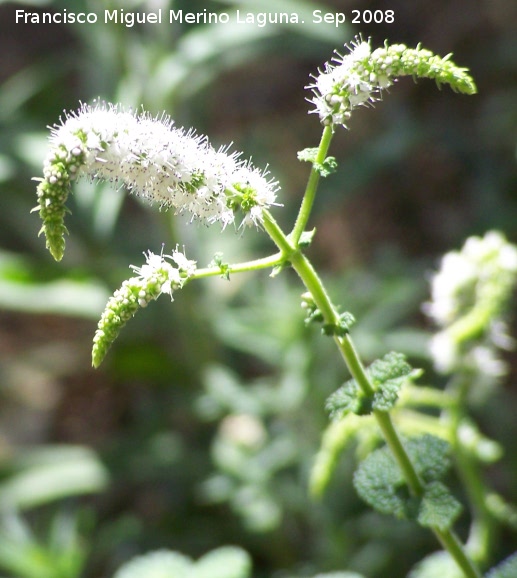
[326,352,421,418]
[409,435,451,484]
[372,379,401,412]
[296,148,337,177]
[210,252,230,280]
[485,552,517,578]
[299,228,316,248]
[314,156,337,177]
[297,147,318,163]
[417,482,463,530]
[326,380,371,418]
[353,445,409,518]
[368,352,422,399]
[353,435,459,529]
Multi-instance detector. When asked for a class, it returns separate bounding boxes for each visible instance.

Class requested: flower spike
[424,232,517,375]
[34,101,280,261]
[92,248,196,367]
[308,36,477,128]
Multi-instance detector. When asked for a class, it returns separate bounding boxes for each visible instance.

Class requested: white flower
[424,231,517,375]
[308,37,476,128]
[36,101,280,260]
[92,248,196,367]
[470,345,507,377]
[428,331,459,374]
[423,252,477,326]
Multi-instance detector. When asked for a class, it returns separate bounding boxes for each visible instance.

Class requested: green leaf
[0,446,108,509]
[297,147,318,163]
[326,379,370,418]
[485,553,517,578]
[353,443,409,518]
[195,546,251,578]
[372,379,402,412]
[417,482,463,530]
[113,551,192,578]
[368,351,422,391]
[326,352,421,418]
[0,510,86,578]
[353,435,461,529]
[112,547,252,578]
[210,252,230,280]
[409,435,451,484]
[314,156,337,177]
[298,228,316,248]
[297,148,337,177]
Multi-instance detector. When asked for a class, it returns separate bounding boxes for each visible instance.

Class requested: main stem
[261,210,482,578]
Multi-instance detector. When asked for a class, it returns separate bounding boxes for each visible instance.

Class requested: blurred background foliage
[0,0,516,576]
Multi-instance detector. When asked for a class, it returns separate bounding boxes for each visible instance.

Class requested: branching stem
[260,124,483,578]
[291,125,334,245]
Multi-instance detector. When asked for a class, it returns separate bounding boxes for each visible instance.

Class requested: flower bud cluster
[35,101,279,261]
[424,232,517,375]
[308,37,477,128]
[92,249,196,367]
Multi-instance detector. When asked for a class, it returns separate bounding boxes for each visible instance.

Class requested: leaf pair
[354,434,462,531]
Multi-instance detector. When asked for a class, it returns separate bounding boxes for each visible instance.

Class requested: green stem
[435,528,485,578]
[261,208,482,578]
[373,408,424,496]
[290,125,334,245]
[444,375,496,564]
[264,209,422,492]
[194,252,284,279]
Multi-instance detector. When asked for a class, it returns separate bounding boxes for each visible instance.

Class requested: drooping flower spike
[92,248,196,367]
[34,101,280,261]
[308,36,477,128]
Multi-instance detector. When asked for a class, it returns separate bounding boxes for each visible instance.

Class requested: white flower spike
[92,248,196,367]
[424,232,517,375]
[34,101,280,261]
[308,36,477,128]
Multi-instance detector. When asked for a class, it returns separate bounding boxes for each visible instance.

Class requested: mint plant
[33,37,516,578]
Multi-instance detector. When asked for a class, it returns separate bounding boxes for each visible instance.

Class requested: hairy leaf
[354,435,461,529]
[417,481,462,530]
[327,352,422,418]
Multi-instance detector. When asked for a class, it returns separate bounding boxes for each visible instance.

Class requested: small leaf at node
[210,252,230,280]
[326,379,371,418]
[326,352,421,418]
[299,228,316,248]
[297,147,319,163]
[297,148,338,177]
